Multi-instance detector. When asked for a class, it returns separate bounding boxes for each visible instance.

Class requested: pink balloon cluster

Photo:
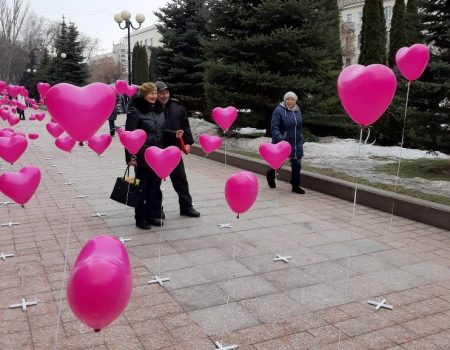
[115,80,138,97]
[67,236,132,332]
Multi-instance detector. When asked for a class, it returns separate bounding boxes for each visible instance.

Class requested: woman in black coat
[125,83,170,230]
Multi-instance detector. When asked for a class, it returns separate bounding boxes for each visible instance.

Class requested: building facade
[338,0,397,66]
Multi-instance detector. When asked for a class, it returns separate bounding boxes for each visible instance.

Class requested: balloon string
[54,157,75,350]
[389,81,411,230]
[224,131,227,169]
[157,190,164,276]
[275,170,280,254]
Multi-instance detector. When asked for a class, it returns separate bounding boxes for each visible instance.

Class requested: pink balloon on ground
[32,104,38,110]
[0,135,28,163]
[125,84,138,97]
[259,141,292,170]
[198,134,222,154]
[46,82,116,142]
[337,64,397,127]
[28,133,39,140]
[0,166,41,205]
[119,129,146,155]
[55,135,76,153]
[87,134,112,155]
[8,114,20,126]
[225,171,259,217]
[212,106,238,131]
[35,112,46,121]
[67,235,132,332]
[144,146,182,179]
[46,122,64,138]
[115,80,128,95]
[37,82,51,99]
[29,115,36,121]
[396,44,430,81]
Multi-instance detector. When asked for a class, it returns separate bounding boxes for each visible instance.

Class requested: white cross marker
[214,341,238,350]
[148,275,170,286]
[0,251,14,261]
[57,171,65,174]
[273,254,292,263]
[1,222,19,228]
[91,213,106,218]
[218,223,232,229]
[64,181,74,185]
[119,237,131,244]
[9,298,38,311]
[51,164,57,167]
[161,187,167,192]
[76,195,88,199]
[368,299,393,311]
[0,200,13,206]
[45,157,53,160]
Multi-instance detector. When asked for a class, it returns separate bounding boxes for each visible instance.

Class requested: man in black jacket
[156,81,200,217]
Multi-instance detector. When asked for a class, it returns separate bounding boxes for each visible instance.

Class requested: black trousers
[135,166,162,222]
[18,110,25,120]
[108,120,116,136]
[267,158,302,187]
[153,158,193,213]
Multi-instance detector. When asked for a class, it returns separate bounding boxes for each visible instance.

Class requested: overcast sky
[30,0,170,53]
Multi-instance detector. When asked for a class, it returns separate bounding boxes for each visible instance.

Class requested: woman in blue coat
[266,91,305,194]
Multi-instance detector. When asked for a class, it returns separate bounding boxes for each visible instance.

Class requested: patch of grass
[228,148,450,206]
[374,159,450,182]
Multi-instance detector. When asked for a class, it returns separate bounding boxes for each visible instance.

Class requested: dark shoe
[266,173,276,189]
[149,218,164,226]
[180,207,200,217]
[292,186,305,194]
[136,220,151,230]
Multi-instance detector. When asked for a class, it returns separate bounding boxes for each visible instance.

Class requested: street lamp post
[114,10,145,85]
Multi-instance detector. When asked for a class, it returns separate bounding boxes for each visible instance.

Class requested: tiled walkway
[1,112,450,349]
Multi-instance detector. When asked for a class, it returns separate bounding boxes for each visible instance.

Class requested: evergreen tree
[203,0,344,134]
[359,0,387,65]
[148,47,162,81]
[155,0,206,109]
[405,0,421,45]
[33,50,50,88]
[388,0,406,66]
[132,42,141,84]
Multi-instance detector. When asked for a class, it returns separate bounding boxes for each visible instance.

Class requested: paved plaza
[1,112,450,349]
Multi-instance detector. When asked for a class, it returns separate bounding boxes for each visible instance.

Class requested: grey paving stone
[197,260,254,282]
[369,249,424,267]
[189,302,260,336]
[321,229,363,242]
[401,262,450,282]
[335,255,394,274]
[239,292,307,323]
[346,238,392,254]
[311,242,363,259]
[217,275,279,301]
[142,254,194,274]
[181,247,229,266]
[163,267,211,290]
[170,283,228,311]
[262,267,318,291]
[129,243,177,259]
[302,260,359,282]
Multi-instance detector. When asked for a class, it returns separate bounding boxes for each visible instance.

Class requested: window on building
[384,6,392,22]
[347,14,352,22]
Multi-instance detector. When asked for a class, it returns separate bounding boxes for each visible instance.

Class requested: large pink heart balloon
[0,135,28,163]
[337,64,397,127]
[87,134,112,155]
[198,134,222,154]
[46,122,64,138]
[46,83,116,141]
[67,235,132,332]
[119,129,147,155]
[115,80,128,95]
[8,114,20,127]
[125,84,138,97]
[6,85,22,98]
[37,82,51,99]
[212,106,238,131]
[55,135,76,153]
[259,141,292,170]
[144,146,182,179]
[225,171,259,217]
[396,44,430,81]
[0,166,41,205]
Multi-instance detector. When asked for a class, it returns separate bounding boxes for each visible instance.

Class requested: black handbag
[110,166,139,207]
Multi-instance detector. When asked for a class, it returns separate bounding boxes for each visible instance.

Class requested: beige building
[338,0,397,66]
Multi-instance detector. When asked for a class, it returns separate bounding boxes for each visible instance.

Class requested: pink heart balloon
[198,134,222,154]
[67,235,132,332]
[0,135,28,163]
[117,127,125,136]
[35,112,45,121]
[87,134,112,155]
[0,110,9,121]
[8,114,20,126]
[225,171,259,217]
[46,83,116,141]
[212,106,238,132]
[337,64,397,127]
[259,141,292,169]
[29,114,36,121]
[37,82,51,99]
[31,104,38,110]
[16,102,26,111]
[0,81,5,91]
[46,122,64,138]
[0,130,14,138]
[55,135,76,153]
[115,80,128,95]
[11,107,17,114]
[125,84,138,97]
[144,146,182,179]
[119,129,147,155]
[396,44,430,81]
[39,98,45,105]
[0,166,41,205]
[28,133,39,140]
[6,85,22,98]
